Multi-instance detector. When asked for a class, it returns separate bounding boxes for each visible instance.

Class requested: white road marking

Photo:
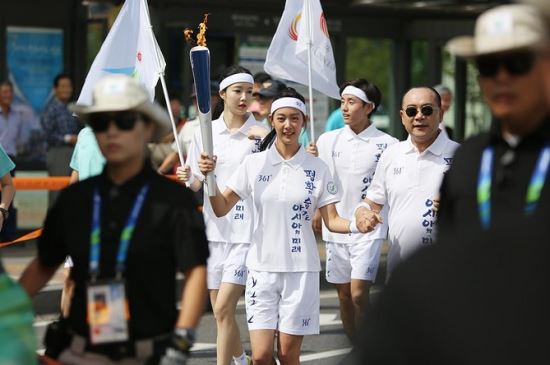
[190,343,217,352]
[275,348,352,364]
[37,343,218,355]
[300,348,352,362]
[319,313,342,327]
[34,320,51,328]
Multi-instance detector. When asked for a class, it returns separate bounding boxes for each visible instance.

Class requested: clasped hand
[355,208,383,233]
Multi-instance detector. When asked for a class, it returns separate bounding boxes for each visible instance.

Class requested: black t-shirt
[38,165,208,340]
[352,224,550,365]
[438,117,550,241]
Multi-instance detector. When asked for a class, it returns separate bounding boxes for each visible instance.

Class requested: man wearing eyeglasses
[438,4,550,240]
[348,6,550,364]
[353,87,459,277]
[19,75,208,365]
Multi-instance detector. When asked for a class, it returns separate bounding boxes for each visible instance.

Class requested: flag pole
[159,76,185,166]
[144,0,185,166]
[305,0,315,142]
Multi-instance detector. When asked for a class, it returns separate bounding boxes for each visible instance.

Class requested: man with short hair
[19,74,208,365]
[355,87,459,276]
[433,85,452,115]
[41,73,81,207]
[433,84,454,139]
[439,3,550,240]
[252,79,287,125]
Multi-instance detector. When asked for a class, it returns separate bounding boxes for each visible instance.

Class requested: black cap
[190,81,219,98]
[253,79,286,99]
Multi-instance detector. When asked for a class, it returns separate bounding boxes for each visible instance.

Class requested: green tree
[346,38,391,108]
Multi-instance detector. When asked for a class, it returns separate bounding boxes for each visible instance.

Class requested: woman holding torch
[198,88,367,364]
[178,65,267,365]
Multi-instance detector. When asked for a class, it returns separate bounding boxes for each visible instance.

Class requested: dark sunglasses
[475,51,536,78]
[89,112,139,133]
[404,105,435,118]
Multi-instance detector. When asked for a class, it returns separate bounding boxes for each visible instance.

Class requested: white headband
[270,97,307,115]
[341,85,371,104]
[219,73,254,91]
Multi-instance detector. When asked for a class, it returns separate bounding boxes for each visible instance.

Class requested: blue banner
[6,27,63,113]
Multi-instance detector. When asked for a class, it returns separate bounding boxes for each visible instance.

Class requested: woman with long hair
[198,88,366,364]
[177,65,267,365]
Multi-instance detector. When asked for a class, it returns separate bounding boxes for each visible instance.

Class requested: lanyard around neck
[89,184,149,281]
[477,144,550,230]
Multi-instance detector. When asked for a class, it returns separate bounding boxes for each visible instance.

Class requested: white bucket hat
[70,74,171,141]
[447,4,548,58]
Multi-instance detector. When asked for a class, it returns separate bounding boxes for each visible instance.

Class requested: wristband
[186,169,196,186]
[353,202,373,216]
[63,134,72,143]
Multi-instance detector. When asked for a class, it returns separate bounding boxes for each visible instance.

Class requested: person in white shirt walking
[314,79,398,341]
[355,87,459,277]
[198,88,367,365]
[177,66,267,365]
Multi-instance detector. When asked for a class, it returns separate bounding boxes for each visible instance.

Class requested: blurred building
[0,0,506,155]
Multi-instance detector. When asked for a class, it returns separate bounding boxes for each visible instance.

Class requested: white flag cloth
[264,0,339,99]
[76,0,165,106]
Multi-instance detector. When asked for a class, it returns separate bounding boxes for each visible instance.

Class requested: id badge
[87,280,129,344]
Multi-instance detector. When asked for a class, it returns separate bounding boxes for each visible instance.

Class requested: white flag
[264,0,339,99]
[76,0,165,106]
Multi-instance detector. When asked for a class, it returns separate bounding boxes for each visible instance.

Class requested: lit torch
[185,15,216,196]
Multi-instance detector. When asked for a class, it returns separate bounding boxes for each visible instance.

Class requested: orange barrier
[0,229,42,248]
[12,175,180,190]
[13,177,70,191]
[1,175,199,248]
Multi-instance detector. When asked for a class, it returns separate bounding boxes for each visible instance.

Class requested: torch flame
[183,14,209,47]
[183,28,194,44]
[197,13,209,47]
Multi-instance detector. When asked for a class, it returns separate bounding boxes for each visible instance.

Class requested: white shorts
[245,270,320,336]
[207,241,249,290]
[325,239,384,284]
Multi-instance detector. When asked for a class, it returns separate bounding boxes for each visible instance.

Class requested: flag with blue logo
[76,0,165,106]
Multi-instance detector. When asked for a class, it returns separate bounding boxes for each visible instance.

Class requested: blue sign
[6,27,63,113]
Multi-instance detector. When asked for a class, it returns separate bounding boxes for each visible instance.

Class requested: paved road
[33,289,354,364]
[4,240,387,364]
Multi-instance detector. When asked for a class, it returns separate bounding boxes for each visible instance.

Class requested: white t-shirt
[187,114,267,244]
[172,118,200,158]
[366,132,459,274]
[226,145,340,272]
[439,122,449,139]
[317,124,398,243]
